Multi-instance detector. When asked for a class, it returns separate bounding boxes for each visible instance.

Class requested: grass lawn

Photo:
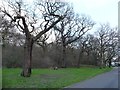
[2,67,112,89]
[0,68,2,89]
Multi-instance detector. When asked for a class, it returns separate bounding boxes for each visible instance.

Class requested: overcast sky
[1,0,119,28]
[66,0,119,33]
[0,0,119,38]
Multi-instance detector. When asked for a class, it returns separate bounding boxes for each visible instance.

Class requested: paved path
[64,67,119,89]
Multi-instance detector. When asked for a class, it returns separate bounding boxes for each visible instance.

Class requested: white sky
[1,0,119,29]
[67,0,119,33]
[0,0,119,42]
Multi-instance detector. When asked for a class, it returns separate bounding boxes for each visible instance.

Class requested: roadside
[63,67,118,88]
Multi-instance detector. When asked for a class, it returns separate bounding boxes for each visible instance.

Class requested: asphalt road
[64,67,119,89]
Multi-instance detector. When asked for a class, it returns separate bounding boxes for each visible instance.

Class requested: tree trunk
[77,50,83,68]
[77,56,81,68]
[61,44,66,68]
[100,49,104,69]
[108,57,112,68]
[108,60,111,68]
[21,39,33,77]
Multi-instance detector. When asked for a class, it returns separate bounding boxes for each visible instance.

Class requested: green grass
[0,68,2,89]
[2,67,112,89]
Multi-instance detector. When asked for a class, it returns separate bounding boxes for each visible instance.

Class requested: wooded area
[0,0,118,77]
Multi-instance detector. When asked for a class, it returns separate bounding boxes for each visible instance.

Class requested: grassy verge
[0,68,2,89]
[2,67,112,88]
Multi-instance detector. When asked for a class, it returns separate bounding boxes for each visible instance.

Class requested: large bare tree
[105,28,118,67]
[1,0,69,77]
[54,13,95,68]
[95,23,117,68]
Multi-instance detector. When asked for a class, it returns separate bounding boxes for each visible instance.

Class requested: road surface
[64,67,119,89]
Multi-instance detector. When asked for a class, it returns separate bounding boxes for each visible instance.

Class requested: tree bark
[108,57,113,68]
[21,38,33,77]
[108,60,111,68]
[77,49,83,68]
[61,44,66,68]
[77,56,81,68]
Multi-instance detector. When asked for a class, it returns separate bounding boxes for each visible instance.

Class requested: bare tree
[0,15,20,47]
[54,13,95,68]
[1,0,69,77]
[96,24,110,68]
[106,28,118,67]
[35,28,54,56]
[95,23,118,68]
[77,37,87,67]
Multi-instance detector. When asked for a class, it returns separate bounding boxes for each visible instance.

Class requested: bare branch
[33,16,64,42]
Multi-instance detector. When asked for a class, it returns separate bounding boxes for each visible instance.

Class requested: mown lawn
[0,68,2,89]
[2,67,112,89]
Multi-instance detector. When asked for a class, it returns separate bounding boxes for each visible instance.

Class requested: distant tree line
[0,0,118,77]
